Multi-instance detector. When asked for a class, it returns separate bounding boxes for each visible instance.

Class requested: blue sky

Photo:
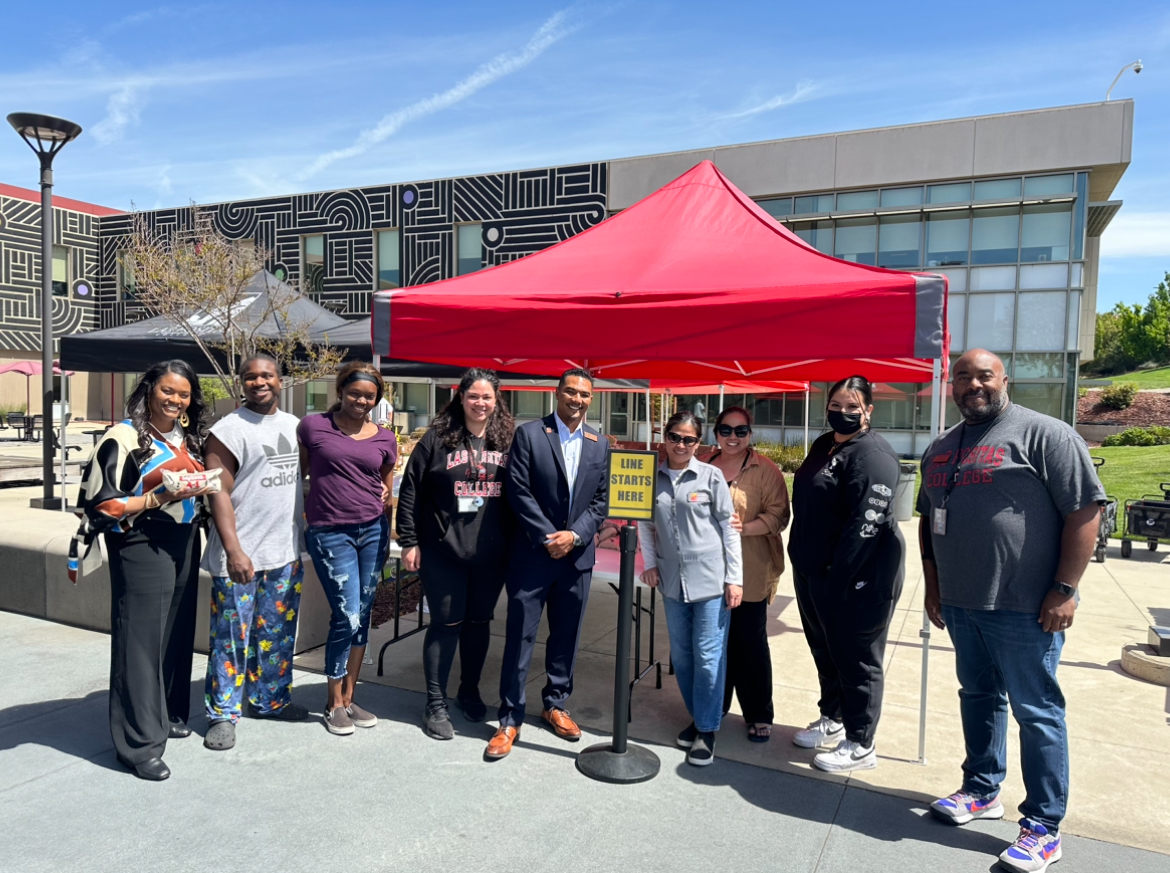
[1,1,1167,311]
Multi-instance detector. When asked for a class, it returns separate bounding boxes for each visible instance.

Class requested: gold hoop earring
[179,412,190,428]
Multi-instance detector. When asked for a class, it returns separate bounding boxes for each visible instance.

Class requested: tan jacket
[702,449,791,603]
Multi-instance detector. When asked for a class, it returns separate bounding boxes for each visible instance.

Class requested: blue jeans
[941,605,1068,831]
[305,517,389,679]
[663,594,731,733]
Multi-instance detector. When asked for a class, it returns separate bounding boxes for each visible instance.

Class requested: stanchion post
[576,521,660,783]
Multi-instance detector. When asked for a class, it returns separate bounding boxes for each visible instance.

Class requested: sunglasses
[666,431,700,447]
[716,424,751,438]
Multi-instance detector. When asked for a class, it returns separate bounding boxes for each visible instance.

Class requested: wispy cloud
[1098,212,1170,258]
[91,84,143,144]
[293,9,581,182]
[723,80,818,119]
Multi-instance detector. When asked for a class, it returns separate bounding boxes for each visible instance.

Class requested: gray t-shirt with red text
[917,403,1104,613]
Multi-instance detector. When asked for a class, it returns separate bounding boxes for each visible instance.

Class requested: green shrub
[1102,426,1170,447]
[199,377,232,404]
[1077,386,1088,399]
[1100,382,1139,410]
[0,403,28,418]
[753,441,807,472]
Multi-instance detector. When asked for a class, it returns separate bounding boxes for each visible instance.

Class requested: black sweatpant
[419,545,507,702]
[105,521,200,765]
[793,568,897,747]
[722,599,774,725]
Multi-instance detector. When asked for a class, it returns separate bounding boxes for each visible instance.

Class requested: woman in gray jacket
[639,411,743,766]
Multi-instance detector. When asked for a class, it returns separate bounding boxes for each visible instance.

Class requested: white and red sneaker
[929,790,1005,825]
[999,820,1062,872]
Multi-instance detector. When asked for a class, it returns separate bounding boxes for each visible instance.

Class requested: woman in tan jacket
[702,406,790,742]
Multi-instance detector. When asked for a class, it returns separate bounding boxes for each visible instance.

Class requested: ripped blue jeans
[305,516,389,679]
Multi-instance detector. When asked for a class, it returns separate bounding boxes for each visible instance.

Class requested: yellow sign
[607,450,658,521]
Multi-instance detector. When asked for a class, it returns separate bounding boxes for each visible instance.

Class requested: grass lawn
[1090,446,1170,540]
[1096,366,1170,390]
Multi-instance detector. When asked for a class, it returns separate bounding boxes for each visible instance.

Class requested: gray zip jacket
[638,457,743,602]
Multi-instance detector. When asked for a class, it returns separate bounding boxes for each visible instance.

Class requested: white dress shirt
[555,413,584,509]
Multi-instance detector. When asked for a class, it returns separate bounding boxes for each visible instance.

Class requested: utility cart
[1121,482,1170,559]
[1091,457,1118,563]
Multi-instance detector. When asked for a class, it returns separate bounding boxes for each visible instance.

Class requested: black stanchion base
[576,742,661,784]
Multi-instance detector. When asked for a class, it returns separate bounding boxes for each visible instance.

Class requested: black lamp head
[7,112,82,162]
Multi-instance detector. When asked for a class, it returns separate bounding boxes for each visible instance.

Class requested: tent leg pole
[718,384,724,413]
[803,386,809,454]
[645,388,651,450]
[919,357,943,766]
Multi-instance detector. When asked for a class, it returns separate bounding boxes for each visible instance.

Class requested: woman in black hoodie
[397,368,515,739]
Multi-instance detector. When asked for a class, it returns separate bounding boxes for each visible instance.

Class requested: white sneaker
[813,739,876,772]
[793,715,844,749]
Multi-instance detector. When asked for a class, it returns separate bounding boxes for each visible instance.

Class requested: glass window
[306,380,329,412]
[937,267,966,292]
[836,190,879,211]
[1021,204,1072,262]
[834,217,876,265]
[1072,173,1088,260]
[877,215,921,268]
[303,234,324,295]
[793,221,833,254]
[1014,353,1064,379]
[457,224,482,275]
[970,207,1019,264]
[973,178,1021,200]
[508,390,546,419]
[399,382,430,413]
[794,194,834,214]
[948,294,966,352]
[871,383,916,429]
[376,229,400,289]
[751,397,784,427]
[881,187,923,207]
[925,210,969,266]
[966,293,1015,350]
[117,254,137,300]
[783,394,807,427]
[969,266,1016,291]
[52,245,68,296]
[608,391,629,436]
[758,198,792,218]
[1024,174,1075,196]
[1070,263,1083,287]
[1012,383,1063,418]
[1017,292,1066,350]
[1019,263,1067,289]
[1067,291,1081,351]
[927,182,970,204]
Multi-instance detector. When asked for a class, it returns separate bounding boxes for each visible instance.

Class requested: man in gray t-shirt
[916,349,1102,873]
[201,354,307,751]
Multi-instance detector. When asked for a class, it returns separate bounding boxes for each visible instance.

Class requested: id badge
[932,507,948,536]
[457,497,480,514]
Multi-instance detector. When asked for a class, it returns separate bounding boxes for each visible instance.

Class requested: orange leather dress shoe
[541,708,582,741]
[485,726,520,759]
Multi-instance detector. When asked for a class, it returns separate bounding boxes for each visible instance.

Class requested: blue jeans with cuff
[305,516,389,680]
[941,604,1068,831]
[663,593,731,734]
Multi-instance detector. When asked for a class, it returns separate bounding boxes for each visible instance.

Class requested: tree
[123,207,345,398]
[1083,272,1170,376]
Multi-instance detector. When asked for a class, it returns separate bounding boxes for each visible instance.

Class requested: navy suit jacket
[505,413,609,573]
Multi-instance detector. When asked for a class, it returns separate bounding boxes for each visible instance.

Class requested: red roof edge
[0,182,123,217]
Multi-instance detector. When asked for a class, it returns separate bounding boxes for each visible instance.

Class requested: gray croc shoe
[204,720,236,751]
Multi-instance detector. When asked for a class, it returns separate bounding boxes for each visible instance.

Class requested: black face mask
[827,410,865,436]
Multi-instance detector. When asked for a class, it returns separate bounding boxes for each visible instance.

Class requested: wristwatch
[572,531,584,548]
[1051,581,1077,597]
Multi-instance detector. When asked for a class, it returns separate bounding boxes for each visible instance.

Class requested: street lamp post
[7,112,82,509]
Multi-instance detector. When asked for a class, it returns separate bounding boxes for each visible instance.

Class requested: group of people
[78,346,1101,873]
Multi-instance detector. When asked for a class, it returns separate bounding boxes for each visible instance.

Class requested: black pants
[497,562,591,727]
[105,521,200,765]
[419,545,507,702]
[722,599,774,724]
[793,568,897,747]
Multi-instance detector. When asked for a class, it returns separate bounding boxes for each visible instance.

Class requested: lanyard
[464,434,486,482]
[940,412,1006,507]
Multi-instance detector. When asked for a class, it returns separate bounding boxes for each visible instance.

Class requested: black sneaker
[455,687,487,722]
[423,700,455,740]
[687,731,716,766]
[676,721,699,749]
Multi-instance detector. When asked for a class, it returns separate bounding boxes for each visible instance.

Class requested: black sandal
[748,723,771,743]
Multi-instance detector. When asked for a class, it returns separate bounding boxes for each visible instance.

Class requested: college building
[0,100,1133,452]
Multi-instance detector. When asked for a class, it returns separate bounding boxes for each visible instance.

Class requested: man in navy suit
[486,369,610,759]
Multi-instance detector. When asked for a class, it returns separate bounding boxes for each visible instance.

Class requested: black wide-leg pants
[105,521,201,765]
[722,599,775,725]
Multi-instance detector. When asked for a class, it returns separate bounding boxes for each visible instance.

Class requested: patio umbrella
[0,360,74,415]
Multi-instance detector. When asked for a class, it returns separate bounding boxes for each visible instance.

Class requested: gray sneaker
[324,706,355,736]
[204,719,236,751]
[424,700,455,740]
[346,702,378,728]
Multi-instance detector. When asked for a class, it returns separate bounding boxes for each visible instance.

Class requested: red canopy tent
[371,160,947,385]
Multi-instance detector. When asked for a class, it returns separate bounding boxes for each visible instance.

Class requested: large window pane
[1019,263,1067,289]
[377,229,400,289]
[1014,353,1064,379]
[927,182,970,204]
[926,210,969,267]
[51,245,69,296]
[1012,383,1063,419]
[752,397,784,427]
[834,218,876,265]
[1017,292,1066,350]
[970,266,1015,291]
[1024,174,1074,196]
[836,190,879,211]
[793,221,833,254]
[937,267,966,292]
[403,382,431,414]
[302,235,324,295]
[758,198,792,218]
[794,194,834,214]
[878,215,921,268]
[508,390,546,418]
[783,394,807,426]
[970,207,1019,264]
[306,380,329,412]
[608,391,629,436]
[457,224,483,275]
[871,383,916,429]
[1021,204,1071,262]
[1067,290,1081,351]
[117,254,137,300]
[1072,173,1088,260]
[966,293,1015,350]
[881,187,923,207]
[973,178,1020,200]
[948,294,966,352]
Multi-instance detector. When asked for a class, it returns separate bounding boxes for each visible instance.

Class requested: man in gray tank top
[202,353,306,751]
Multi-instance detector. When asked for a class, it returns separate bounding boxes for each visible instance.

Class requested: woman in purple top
[298,362,397,736]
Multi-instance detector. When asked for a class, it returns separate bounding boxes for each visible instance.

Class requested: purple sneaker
[999,820,1062,873]
[929,790,1005,824]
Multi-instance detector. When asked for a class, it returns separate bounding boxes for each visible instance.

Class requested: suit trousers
[793,568,896,747]
[497,559,592,727]
[105,521,201,765]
